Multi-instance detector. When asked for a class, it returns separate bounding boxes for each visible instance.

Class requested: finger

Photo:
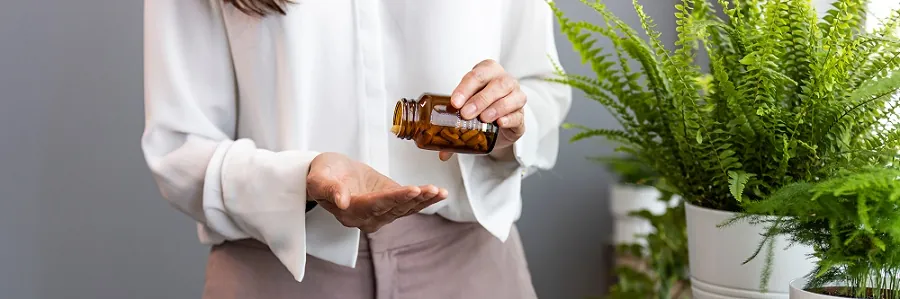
[450,59,505,109]
[403,188,449,217]
[307,172,351,210]
[356,186,420,218]
[460,75,518,121]
[412,185,444,207]
[439,151,453,161]
[416,185,442,201]
[382,185,441,219]
[351,186,421,218]
[497,110,525,133]
[481,89,526,123]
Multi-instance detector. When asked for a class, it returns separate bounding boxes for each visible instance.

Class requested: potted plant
[548,0,900,297]
[592,153,670,247]
[601,193,692,299]
[734,166,900,299]
[587,152,683,291]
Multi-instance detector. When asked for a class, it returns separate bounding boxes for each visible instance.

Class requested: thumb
[307,170,351,210]
[439,151,454,161]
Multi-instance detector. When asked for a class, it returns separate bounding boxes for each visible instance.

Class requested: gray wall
[0,1,208,298]
[0,1,673,298]
[519,1,675,298]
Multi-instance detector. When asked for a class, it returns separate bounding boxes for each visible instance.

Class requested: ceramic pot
[609,184,668,245]
[607,184,669,286]
[686,202,816,299]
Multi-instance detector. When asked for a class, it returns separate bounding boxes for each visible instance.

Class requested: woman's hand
[441,59,526,161]
[307,152,448,233]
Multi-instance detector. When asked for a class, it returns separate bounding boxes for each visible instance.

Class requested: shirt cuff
[487,95,542,178]
[305,205,361,268]
[202,139,250,240]
[511,89,547,176]
[200,139,359,282]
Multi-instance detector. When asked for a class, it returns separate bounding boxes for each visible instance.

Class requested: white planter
[609,184,668,245]
[686,202,817,299]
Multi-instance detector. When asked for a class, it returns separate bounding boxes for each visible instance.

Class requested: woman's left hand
[440,59,526,161]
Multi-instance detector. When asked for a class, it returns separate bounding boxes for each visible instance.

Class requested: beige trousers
[201,213,538,299]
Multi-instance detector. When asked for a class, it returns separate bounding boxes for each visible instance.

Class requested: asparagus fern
[737,166,900,298]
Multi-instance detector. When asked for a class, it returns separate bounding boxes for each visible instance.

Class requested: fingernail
[498,116,507,126]
[483,108,496,121]
[461,105,475,118]
[335,192,347,209]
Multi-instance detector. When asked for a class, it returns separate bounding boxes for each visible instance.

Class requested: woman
[141,0,571,298]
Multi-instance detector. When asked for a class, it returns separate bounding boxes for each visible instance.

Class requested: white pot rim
[684,200,742,217]
[685,200,789,221]
[790,277,820,296]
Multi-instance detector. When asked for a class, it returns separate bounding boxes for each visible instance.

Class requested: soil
[809,287,896,299]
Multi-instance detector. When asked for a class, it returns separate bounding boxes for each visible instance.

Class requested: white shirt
[142,0,572,282]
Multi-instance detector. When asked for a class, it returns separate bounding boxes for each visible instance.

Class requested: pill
[461,129,479,141]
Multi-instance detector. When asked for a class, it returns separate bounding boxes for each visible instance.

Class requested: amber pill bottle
[391,93,500,154]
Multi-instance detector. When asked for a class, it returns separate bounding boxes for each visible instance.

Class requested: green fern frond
[728,170,755,203]
[552,0,900,211]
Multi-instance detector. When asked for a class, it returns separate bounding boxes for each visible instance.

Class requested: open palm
[306,152,448,233]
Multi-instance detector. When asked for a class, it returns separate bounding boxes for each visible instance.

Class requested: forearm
[143,132,361,281]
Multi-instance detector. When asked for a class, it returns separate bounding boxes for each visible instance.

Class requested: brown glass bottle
[392,93,500,154]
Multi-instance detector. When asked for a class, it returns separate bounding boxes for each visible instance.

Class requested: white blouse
[142,0,572,282]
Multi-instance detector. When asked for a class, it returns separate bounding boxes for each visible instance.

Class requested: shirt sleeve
[497,0,573,173]
[141,0,350,282]
[455,0,573,241]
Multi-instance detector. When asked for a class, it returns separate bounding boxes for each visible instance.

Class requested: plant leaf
[728,171,754,203]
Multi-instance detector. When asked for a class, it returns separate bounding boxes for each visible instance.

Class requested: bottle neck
[392,98,419,140]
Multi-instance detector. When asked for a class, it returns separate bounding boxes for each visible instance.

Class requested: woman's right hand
[306,152,448,233]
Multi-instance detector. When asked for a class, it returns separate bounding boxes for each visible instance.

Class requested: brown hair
[223,0,292,16]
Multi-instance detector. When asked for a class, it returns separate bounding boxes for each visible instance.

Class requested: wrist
[488,144,516,161]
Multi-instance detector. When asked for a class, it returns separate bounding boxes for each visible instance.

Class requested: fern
[551,1,900,294]
[548,0,900,212]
